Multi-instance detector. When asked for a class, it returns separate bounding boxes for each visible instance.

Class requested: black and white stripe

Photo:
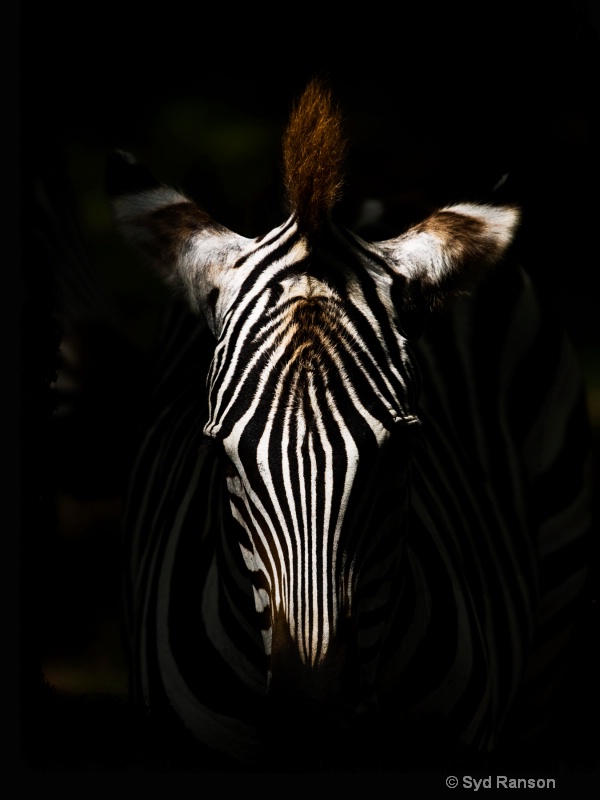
[110,80,593,769]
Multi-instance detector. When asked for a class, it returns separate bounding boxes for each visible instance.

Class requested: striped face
[111,116,519,706]
[202,216,421,674]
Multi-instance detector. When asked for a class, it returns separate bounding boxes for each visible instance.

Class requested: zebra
[107,78,594,771]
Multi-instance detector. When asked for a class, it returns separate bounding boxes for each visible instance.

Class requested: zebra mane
[282,78,347,235]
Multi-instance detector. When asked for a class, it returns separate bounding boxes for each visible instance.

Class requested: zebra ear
[371,203,520,321]
[107,150,248,336]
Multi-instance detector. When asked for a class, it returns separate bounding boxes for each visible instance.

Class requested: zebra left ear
[371,203,520,317]
[108,150,249,336]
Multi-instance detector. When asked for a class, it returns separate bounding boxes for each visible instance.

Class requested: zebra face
[112,171,518,706]
[201,240,422,690]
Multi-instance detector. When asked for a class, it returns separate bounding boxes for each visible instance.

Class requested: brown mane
[282,78,347,235]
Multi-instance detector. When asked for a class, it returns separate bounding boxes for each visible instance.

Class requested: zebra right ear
[107,150,250,336]
[369,202,520,325]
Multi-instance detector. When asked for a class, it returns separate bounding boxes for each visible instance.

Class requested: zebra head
[110,79,519,735]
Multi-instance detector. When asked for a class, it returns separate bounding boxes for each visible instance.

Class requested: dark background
[20,0,600,778]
